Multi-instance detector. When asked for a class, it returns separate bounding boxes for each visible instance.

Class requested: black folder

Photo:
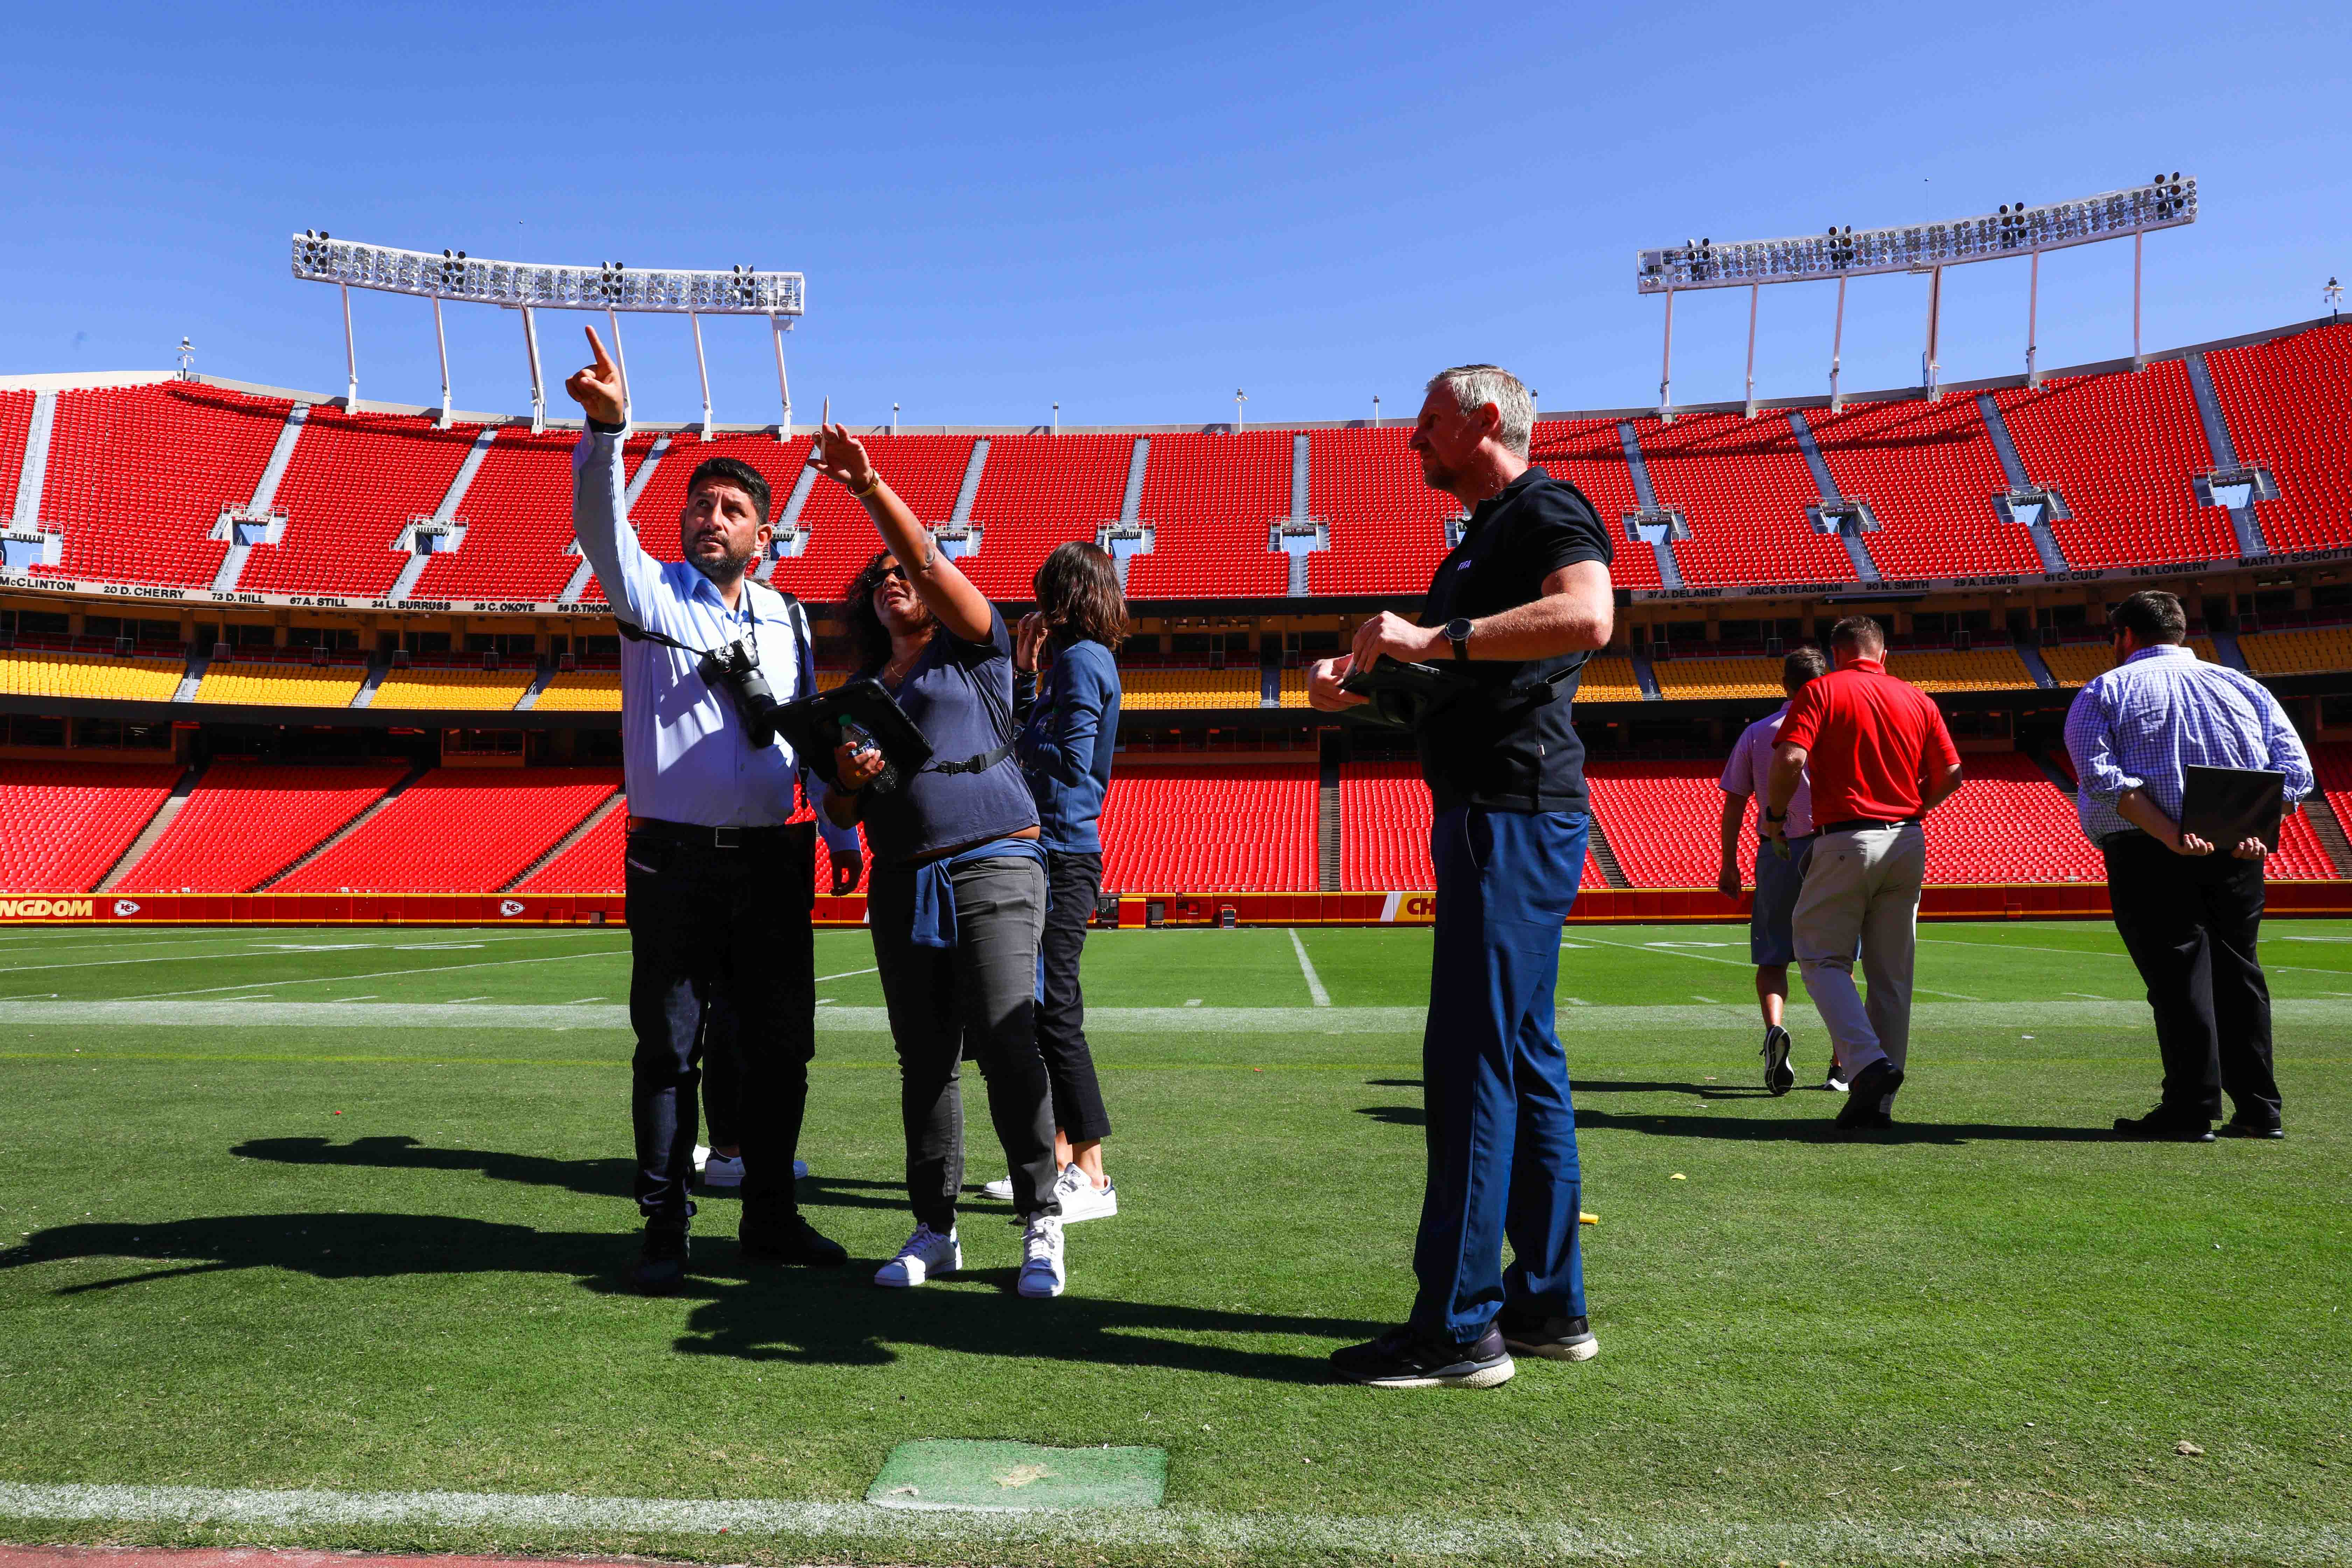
[1339,657,1474,731]
[2180,764,2286,853]
[773,677,934,789]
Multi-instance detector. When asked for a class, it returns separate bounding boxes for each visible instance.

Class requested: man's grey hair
[1427,364,1534,458]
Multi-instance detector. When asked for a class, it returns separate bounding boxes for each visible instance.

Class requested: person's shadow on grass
[229,1136,910,1211]
[0,1211,1378,1385]
[1357,1100,2115,1144]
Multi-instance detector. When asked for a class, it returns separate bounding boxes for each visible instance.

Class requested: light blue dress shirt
[572,425,858,848]
[2063,642,2313,845]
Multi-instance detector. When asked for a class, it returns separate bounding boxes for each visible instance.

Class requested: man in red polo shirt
[1762,617,1963,1132]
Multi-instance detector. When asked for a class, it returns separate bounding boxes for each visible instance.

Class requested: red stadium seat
[0,761,180,890]
[272,768,621,893]
[116,762,409,892]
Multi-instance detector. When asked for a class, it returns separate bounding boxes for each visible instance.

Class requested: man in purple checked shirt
[1717,644,1847,1095]
[2065,589,2313,1142]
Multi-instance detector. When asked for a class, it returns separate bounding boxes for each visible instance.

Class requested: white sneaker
[978,1175,1017,1202]
[694,1148,808,1186]
[1052,1162,1118,1224]
[874,1223,959,1288]
[1016,1213,1066,1298]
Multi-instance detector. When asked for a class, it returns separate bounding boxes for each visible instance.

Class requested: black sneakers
[1497,1308,1600,1363]
[624,1224,690,1295]
[1835,1058,1904,1129]
[1761,1026,1795,1096]
[740,1214,849,1267]
[2218,1116,2285,1140]
[1331,1325,1516,1389]
[2114,1107,2217,1142]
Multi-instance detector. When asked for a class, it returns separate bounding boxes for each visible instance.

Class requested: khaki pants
[1792,823,1925,1109]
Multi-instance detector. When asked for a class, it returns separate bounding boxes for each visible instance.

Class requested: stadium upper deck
[3,316,2346,616]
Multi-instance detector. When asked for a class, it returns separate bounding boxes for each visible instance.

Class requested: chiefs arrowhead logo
[113,899,141,917]
[499,899,526,917]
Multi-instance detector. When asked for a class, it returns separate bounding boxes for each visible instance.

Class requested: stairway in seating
[502,789,626,891]
[1316,732,1342,892]
[256,761,430,889]
[1586,817,1632,890]
[2301,791,2352,878]
[97,762,207,891]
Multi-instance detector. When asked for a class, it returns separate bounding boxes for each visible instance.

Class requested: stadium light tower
[2328,276,2343,322]
[1637,176,2197,418]
[1235,388,1247,432]
[290,233,806,435]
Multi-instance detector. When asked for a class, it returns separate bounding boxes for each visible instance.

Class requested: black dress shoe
[2218,1117,2284,1140]
[2113,1107,2215,1142]
[1835,1059,1903,1128]
[625,1225,690,1295]
[1331,1324,1515,1388]
[741,1214,849,1267]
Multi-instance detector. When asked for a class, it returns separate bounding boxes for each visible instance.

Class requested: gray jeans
[1791,822,1925,1109]
[868,854,1060,1227]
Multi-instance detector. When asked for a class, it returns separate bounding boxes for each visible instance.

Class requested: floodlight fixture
[1634,176,2196,294]
[289,232,808,428]
[1639,175,2198,416]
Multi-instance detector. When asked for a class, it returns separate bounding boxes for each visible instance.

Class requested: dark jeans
[702,996,742,1150]
[1038,848,1113,1142]
[625,823,816,1231]
[869,854,1060,1227]
[2102,832,2281,1125]
[1411,805,1591,1343]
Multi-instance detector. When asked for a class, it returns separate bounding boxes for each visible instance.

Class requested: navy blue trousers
[1409,805,1590,1342]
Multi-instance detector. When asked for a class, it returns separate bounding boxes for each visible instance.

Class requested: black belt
[1817,816,1922,835]
[629,817,812,850]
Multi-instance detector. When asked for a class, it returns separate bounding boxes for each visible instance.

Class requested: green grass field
[0,920,2347,1566]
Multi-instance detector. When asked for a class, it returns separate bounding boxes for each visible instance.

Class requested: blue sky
[4,2,2346,428]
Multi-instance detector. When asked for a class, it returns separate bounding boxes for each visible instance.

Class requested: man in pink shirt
[1717,647,1844,1094]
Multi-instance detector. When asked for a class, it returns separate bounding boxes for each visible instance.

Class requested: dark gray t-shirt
[859,606,1040,866]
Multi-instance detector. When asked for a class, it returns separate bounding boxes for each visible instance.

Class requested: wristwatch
[1443,618,1474,662]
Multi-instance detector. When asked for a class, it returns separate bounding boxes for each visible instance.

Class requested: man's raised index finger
[584,326,615,372]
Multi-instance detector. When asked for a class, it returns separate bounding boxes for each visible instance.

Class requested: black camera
[699,638,783,746]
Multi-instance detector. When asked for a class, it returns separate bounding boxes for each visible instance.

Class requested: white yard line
[0,1481,2342,1566]
[0,928,617,981]
[122,949,613,1000]
[1286,928,1331,1007]
[1573,931,1756,968]
[814,966,880,983]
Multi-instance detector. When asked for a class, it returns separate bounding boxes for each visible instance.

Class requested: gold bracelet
[850,472,882,498]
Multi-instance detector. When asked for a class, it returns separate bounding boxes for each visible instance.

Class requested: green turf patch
[866,1439,1166,1511]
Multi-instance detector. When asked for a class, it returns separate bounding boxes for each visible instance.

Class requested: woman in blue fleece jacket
[1003,541,1126,1220]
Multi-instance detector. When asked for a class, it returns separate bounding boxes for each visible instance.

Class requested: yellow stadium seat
[195,661,366,707]
[1576,655,1646,703]
[1120,667,1265,711]
[2237,628,2352,677]
[1650,655,1783,701]
[1883,649,2035,692]
[2043,637,2221,686]
[371,667,533,711]
[0,649,184,702]
[533,670,624,711]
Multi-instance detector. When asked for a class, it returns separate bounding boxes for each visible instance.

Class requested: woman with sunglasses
[812,424,1066,1299]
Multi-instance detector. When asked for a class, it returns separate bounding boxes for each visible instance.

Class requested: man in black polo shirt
[1310,363,1615,1389]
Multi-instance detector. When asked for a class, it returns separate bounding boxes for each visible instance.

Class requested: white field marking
[446,996,491,1003]
[2277,932,2352,941]
[1561,996,1588,1005]
[329,996,378,1002]
[0,1482,2345,1566]
[814,966,880,983]
[1918,935,2132,959]
[1647,940,1734,948]
[1913,987,1981,1000]
[0,928,616,981]
[2063,991,2111,1000]
[1559,938,1590,947]
[565,997,605,1003]
[122,948,614,1001]
[9,995,2352,1038]
[1691,994,1722,1003]
[1574,931,1756,969]
[1286,928,1332,1007]
[1184,998,1203,1007]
